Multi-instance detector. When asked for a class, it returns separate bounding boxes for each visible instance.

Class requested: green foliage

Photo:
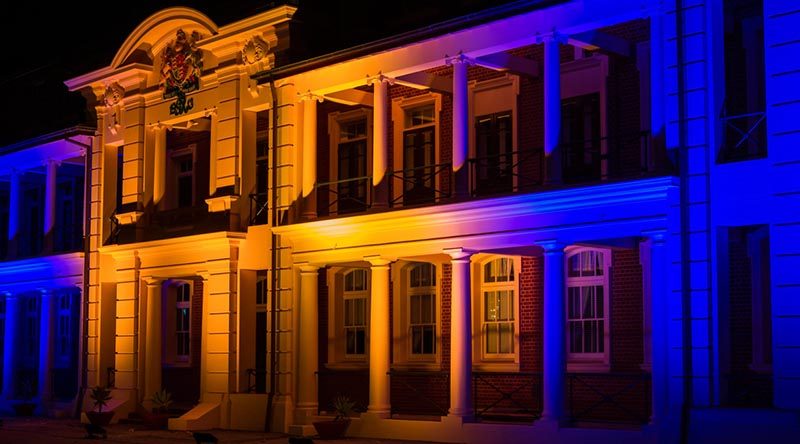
[332,395,355,422]
[89,386,112,413]
[151,388,173,412]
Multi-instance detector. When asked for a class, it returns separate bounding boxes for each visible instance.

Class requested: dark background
[0,0,516,147]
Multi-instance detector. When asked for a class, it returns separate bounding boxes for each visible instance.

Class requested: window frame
[565,246,611,372]
[164,280,193,367]
[327,267,371,368]
[391,93,443,205]
[328,109,373,214]
[471,255,521,372]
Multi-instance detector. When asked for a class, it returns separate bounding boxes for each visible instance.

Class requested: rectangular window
[484,290,514,354]
[337,120,368,214]
[116,147,124,211]
[474,112,513,195]
[567,286,605,354]
[410,293,436,355]
[344,297,367,355]
[721,0,766,161]
[177,157,194,208]
[561,93,601,183]
[176,284,191,359]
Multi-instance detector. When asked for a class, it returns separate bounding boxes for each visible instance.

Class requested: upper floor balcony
[0,127,91,261]
[271,13,675,225]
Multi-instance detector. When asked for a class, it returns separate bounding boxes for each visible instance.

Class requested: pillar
[295,264,320,423]
[371,75,391,208]
[43,160,58,252]
[2,294,17,399]
[38,289,56,405]
[301,93,321,219]
[648,231,668,429]
[444,247,474,418]
[450,55,470,198]
[540,241,565,424]
[543,35,563,185]
[152,126,167,208]
[7,170,21,258]
[143,279,162,401]
[366,256,392,416]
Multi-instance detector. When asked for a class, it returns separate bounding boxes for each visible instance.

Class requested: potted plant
[86,385,115,426]
[143,388,172,429]
[312,395,355,439]
[12,377,36,416]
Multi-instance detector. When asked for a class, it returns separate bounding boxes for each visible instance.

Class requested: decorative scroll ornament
[241,36,270,65]
[160,29,203,100]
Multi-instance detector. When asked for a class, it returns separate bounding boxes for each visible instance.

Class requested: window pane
[346,329,356,354]
[598,320,605,353]
[421,294,433,323]
[344,299,353,326]
[356,328,365,354]
[499,322,513,353]
[595,285,604,317]
[485,324,498,354]
[355,298,365,325]
[423,326,435,354]
[412,327,422,354]
[410,295,420,325]
[484,292,497,321]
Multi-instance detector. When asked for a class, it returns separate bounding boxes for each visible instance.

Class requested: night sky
[0,0,514,147]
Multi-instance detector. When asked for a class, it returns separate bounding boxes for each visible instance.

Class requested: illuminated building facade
[0,127,92,416]
[0,0,796,442]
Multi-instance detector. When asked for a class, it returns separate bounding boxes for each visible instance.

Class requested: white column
[366,256,392,416]
[152,126,167,207]
[7,170,21,256]
[43,160,58,251]
[543,35,563,185]
[450,54,471,198]
[444,247,474,418]
[540,241,565,424]
[301,93,321,219]
[2,294,18,399]
[647,231,668,428]
[37,289,56,404]
[296,264,320,423]
[371,75,391,208]
[144,279,162,402]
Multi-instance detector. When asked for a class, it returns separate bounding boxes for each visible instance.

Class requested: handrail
[566,371,651,425]
[315,175,372,216]
[388,162,452,207]
[468,148,544,196]
[388,369,449,417]
[472,371,542,422]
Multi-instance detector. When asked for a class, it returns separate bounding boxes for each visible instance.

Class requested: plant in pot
[86,385,115,426]
[12,377,36,416]
[312,395,355,439]
[144,388,173,429]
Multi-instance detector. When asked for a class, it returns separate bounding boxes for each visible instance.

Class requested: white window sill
[567,362,610,373]
[473,362,520,373]
[324,362,368,371]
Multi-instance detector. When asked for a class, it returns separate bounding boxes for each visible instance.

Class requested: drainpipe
[66,135,93,419]
[265,75,280,432]
[675,0,694,442]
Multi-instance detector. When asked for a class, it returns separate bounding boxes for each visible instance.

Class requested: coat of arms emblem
[161,29,203,100]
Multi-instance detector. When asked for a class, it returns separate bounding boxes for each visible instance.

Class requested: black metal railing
[315,369,369,416]
[249,192,269,225]
[566,372,651,425]
[107,367,116,388]
[388,162,452,207]
[719,110,766,162]
[468,149,544,197]
[561,131,653,184]
[316,175,372,217]
[152,204,209,228]
[246,368,268,394]
[388,370,449,417]
[722,371,773,408]
[472,371,542,422]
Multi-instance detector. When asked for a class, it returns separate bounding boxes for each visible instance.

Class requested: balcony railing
[561,131,653,184]
[388,369,450,417]
[566,372,651,425]
[468,149,544,197]
[249,192,269,226]
[472,371,542,422]
[719,110,766,162]
[316,175,372,217]
[246,368,268,394]
[388,162,452,207]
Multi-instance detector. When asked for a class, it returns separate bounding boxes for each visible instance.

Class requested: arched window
[343,269,368,356]
[408,263,436,356]
[566,248,611,370]
[481,257,516,357]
